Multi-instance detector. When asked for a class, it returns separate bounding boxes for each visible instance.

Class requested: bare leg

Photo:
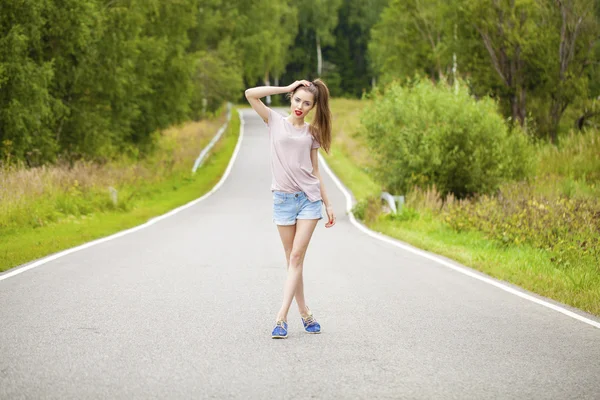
[276,219,318,321]
[276,224,310,317]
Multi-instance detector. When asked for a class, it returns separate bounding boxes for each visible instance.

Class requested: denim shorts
[272,191,323,226]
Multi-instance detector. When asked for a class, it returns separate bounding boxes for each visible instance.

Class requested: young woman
[244,79,336,339]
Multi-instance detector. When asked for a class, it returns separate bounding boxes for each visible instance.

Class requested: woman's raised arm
[244,81,311,123]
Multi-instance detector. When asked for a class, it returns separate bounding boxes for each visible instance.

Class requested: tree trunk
[575,110,599,130]
[518,84,526,127]
[510,94,519,126]
[264,71,271,106]
[477,4,529,128]
[549,101,561,143]
[316,35,322,77]
[549,98,570,143]
[452,24,458,94]
[508,86,527,128]
[547,0,589,142]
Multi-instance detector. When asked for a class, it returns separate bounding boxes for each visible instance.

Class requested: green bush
[444,181,600,268]
[387,206,419,222]
[351,195,380,222]
[361,78,533,199]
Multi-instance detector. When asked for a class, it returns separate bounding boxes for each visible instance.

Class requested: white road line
[3,109,599,331]
[317,152,600,330]
[0,110,246,282]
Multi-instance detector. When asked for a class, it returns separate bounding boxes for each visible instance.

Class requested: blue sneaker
[301,308,321,334]
[271,320,288,339]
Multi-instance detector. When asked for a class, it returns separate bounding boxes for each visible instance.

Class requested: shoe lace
[302,314,315,326]
[276,320,286,328]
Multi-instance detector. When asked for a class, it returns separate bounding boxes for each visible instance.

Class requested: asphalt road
[1,109,599,400]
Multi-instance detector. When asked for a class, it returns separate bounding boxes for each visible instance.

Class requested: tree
[298,0,343,77]
[237,0,298,104]
[328,0,389,96]
[188,0,245,114]
[461,0,542,128]
[540,0,599,141]
[0,0,71,163]
[0,0,201,163]
[368,0,456,86]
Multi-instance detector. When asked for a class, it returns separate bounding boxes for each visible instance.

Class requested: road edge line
[318,152,600,330]
[0,110,246,282]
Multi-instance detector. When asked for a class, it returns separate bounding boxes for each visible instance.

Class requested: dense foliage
[0,0,294,164]
[369,0,600,142]
[1,0,199,164]
[1,0,598,165]
[361,79,532,198]
[445,182,600,269]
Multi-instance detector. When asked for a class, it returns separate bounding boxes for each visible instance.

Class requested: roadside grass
[0,109,240,272]
[371,211,600,316]
[534,129,600,200]
[326,98,380,200]
[326,98,600,317]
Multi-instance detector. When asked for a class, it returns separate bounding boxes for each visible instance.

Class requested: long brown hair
[289,79,332,154]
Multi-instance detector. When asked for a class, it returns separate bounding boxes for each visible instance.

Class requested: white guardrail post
[192,102,233,174]
[380,192,405,214]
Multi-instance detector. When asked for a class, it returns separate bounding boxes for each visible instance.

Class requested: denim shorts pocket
[273,192,286,205]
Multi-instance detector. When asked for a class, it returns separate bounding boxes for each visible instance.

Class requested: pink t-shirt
[265,108,322,202]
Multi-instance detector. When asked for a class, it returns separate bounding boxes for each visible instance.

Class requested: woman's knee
[289,250,304,267]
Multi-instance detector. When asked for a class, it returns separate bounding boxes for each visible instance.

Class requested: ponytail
[309,79,332,154]
[289,78,332,154]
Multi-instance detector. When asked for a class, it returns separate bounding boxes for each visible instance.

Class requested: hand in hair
[287,80,312,92]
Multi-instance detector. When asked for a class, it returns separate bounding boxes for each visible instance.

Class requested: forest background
[1,0,599,314]
[1,0,599,163]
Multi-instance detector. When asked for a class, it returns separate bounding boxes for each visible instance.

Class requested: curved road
[1,109,599,399]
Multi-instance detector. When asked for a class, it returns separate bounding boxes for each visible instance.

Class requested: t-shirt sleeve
[311,136,321,149]
[265,107,281,127]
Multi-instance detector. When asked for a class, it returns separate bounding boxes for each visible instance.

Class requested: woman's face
[290,88,315,119]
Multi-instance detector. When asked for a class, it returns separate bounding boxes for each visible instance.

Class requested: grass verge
[325,98,599,317]
[0,109,240,272]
